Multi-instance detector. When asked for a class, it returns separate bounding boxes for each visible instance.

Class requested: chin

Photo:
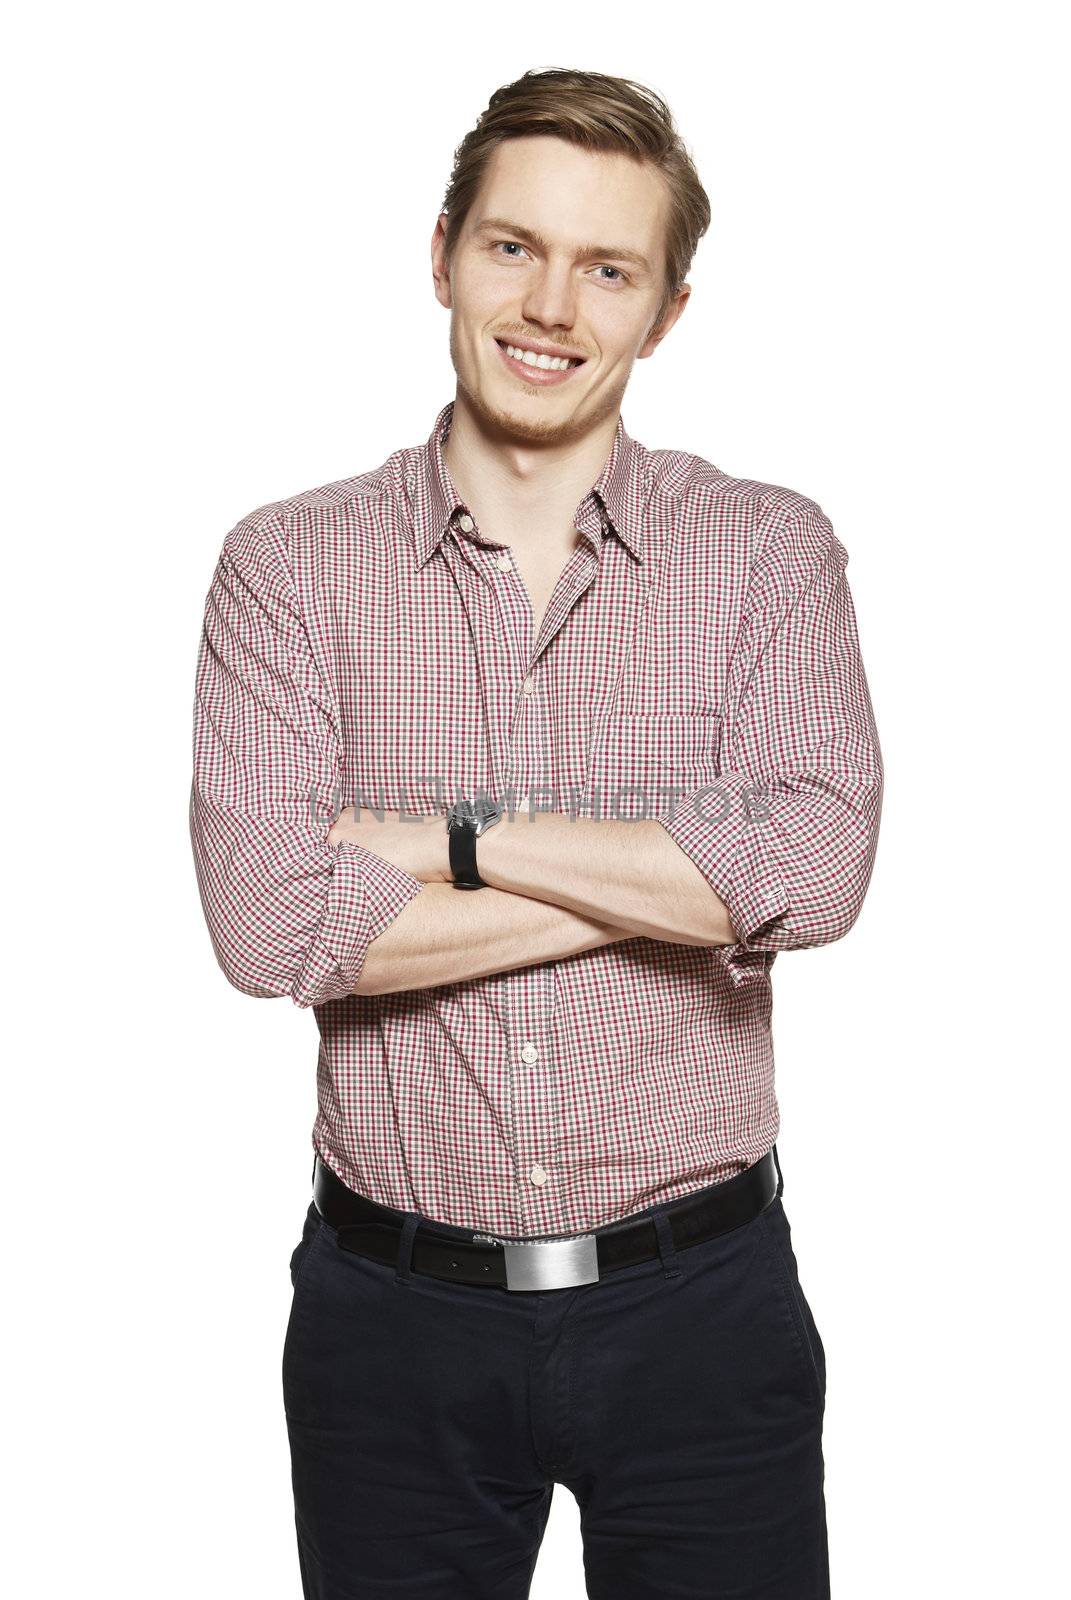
[456,372,593,448]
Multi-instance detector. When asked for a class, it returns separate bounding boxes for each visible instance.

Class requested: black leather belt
[312,1146,780,1292]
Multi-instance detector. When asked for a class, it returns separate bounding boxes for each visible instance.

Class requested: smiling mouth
[493,338,587,387]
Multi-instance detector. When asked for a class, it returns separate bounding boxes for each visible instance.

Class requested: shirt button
[458,513,475,532]
[522,675,535,696]
[529,1164,548,1186]
[520,1041,539,1064]
[495,552,514,572]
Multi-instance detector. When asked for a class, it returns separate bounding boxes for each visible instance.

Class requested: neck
[442,388,619,550]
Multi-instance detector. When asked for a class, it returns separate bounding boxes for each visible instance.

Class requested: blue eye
[490,242,628,284]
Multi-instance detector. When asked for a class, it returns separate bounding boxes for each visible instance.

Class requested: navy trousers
[282,1157,829,1598]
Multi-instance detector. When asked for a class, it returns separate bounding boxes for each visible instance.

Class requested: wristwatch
[446,794,505,889]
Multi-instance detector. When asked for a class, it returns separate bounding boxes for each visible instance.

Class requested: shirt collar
[411,399,646,569]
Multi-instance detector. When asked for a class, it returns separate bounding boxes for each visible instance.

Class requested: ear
[639,283,691,359]
[431,212,453,310]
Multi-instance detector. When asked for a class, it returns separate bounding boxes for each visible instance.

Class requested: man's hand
[327,804,452,883]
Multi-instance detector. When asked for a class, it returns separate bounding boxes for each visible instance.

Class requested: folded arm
[353,879,633,996]
[476,813,737,946]
[191,496,882,1005]
[476,498,884,989]
[189,513,428,1007]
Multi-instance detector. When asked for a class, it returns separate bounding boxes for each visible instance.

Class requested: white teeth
[504,343,577,371]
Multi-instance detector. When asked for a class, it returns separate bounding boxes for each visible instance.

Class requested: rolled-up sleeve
[656,498,884,986]
[189,513,425,1007]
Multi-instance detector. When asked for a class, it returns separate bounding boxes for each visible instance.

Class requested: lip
[493,338,587,387]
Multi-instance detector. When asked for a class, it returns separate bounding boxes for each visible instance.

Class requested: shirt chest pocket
[586,711,723,822]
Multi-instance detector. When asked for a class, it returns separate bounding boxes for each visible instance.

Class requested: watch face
[474,798,504,836]
[448,795,503,834]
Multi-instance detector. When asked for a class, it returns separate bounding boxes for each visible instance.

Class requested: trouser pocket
[289,1200,325,1290]
[757,1197,827,1412]
[282,1202,328,1402]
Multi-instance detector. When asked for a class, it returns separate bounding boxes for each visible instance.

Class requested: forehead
[468,136,668,270]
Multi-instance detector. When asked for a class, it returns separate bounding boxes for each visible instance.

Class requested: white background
[5,2,1067,1594]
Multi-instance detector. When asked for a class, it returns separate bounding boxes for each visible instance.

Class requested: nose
[520,260,579,341]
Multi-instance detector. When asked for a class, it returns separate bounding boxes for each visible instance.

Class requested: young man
[190,67,882,1600]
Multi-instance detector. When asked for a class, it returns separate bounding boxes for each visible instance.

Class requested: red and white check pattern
[190,400,883,1235]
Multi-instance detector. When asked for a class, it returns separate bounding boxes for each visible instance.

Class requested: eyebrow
[472,216,654,275]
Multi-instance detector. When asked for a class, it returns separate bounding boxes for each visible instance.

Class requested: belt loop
[394,1213,420,1285]
[772,1142,784,1200]
[651,1206,682,1279]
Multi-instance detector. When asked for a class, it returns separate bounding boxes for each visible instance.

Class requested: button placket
[436,532,512,800]
[510,963,567,1229]
[469,525,559,1228]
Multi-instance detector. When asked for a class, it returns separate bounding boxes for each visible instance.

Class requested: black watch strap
[448,817,485,889]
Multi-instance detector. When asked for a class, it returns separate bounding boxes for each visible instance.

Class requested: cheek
[452,258,509,317]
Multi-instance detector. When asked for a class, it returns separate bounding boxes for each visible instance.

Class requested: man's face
[432,135,688,448]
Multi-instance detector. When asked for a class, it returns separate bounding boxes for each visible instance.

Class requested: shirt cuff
[292,840,426,1008]
[656,775,791,989]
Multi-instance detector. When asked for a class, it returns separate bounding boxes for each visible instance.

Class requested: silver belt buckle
[500,1234,600,1291]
